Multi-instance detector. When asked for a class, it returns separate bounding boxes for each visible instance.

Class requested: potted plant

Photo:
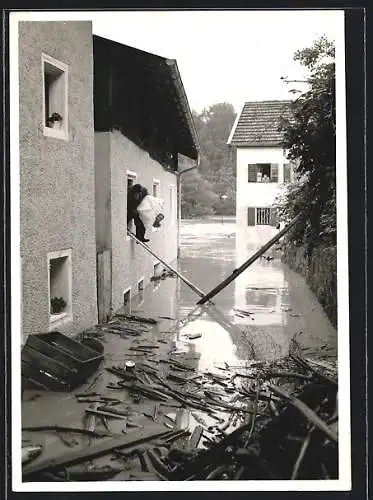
[47,112,63,130]
[50,296,67,314]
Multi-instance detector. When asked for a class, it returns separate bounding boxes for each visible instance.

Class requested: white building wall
[236,146,289,245]
[107,130,178,313]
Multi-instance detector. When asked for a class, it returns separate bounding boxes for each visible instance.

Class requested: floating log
[114,313,158,325]
[23,425,171,479]
[187,425,203,450]
[84,408,128,421]
[22,425,107,438]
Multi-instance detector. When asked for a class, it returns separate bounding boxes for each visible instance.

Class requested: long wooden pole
[127,231,206,298]
[196,214,302,305]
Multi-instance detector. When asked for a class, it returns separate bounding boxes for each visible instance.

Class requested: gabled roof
[227,100,293,147]
[93,35,200,163]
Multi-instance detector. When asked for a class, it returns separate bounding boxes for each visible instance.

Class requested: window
[248,164,279,183]
[48,249,72,329]
[248,208,277,226]
[126,171,137,239]
[169,185,176,226]
[152,179,160,197]
[123,287,131,315]
[283,163,291,183]
[42,53,68,140]
[151,180,161,232]
[256,208,271,225]
[137,277,145,306]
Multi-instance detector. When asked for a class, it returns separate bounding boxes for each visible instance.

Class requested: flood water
[21,217,338,474]
[134,217,337,369]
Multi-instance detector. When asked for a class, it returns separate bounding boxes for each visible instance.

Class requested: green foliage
[181,168,219,218]
[181,102,236,218]
[276,36,336,255]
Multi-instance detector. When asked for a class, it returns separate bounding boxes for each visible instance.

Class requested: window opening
[256,207,271,225]
[123,288,131,315]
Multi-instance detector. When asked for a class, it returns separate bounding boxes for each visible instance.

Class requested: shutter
[247,207,256,226]
[270,164,279,182]
[270,208,278,227]
[283,163,291,183]
[248,164,257,182]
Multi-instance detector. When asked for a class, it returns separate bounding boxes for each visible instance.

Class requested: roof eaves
[227,103,243,145]
[166,59,200,158]
[230,141,285,148]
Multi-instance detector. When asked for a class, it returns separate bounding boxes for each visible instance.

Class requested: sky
[91,10,344,113]
[12,10,344,114]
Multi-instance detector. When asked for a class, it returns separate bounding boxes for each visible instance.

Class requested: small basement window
[123,287,131,315]
[48,249,72,327]
[42,53,68,140]
[137,277,145,305]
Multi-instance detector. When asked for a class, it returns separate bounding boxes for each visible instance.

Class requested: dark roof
[228,100,293,147]
[93,35,199,162]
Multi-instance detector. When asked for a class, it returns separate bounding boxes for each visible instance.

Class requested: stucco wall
[19,21,97,340]
[95,130,178,313]
[236,146,289,244]
[95,132,111,252]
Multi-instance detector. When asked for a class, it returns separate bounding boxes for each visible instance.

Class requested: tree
[277,36,336,256]
[188,103,237,216]
[180,169,219,218]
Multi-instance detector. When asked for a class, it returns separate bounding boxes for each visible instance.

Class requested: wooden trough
[22,332,104,392]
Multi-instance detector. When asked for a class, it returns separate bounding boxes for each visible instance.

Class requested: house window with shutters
[256,208,271,225]
[248,207,278,226]
[248,164,279,183]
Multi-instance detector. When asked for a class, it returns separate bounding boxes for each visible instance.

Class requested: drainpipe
[176,154,201,259]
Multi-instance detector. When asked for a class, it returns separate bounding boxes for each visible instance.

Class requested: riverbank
[281,243,337,328]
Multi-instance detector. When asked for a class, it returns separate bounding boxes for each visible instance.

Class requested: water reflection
[133,219,336,366]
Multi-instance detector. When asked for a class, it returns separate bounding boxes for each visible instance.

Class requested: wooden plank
[40,332,103,363]
[175,408,190,430]
[127,231,206,298]
[85,408,127,420]
[23,425,171,478]
[26,335,79,372]
[21,362,58,391]
[187,425,203,450]
[268,384,338,443]
[22,346,75,382]
[197,214,302,305]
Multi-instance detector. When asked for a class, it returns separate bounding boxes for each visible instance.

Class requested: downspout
[176,153,201,259]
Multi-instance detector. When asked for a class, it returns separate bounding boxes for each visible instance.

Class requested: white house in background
[227,100,295,245]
